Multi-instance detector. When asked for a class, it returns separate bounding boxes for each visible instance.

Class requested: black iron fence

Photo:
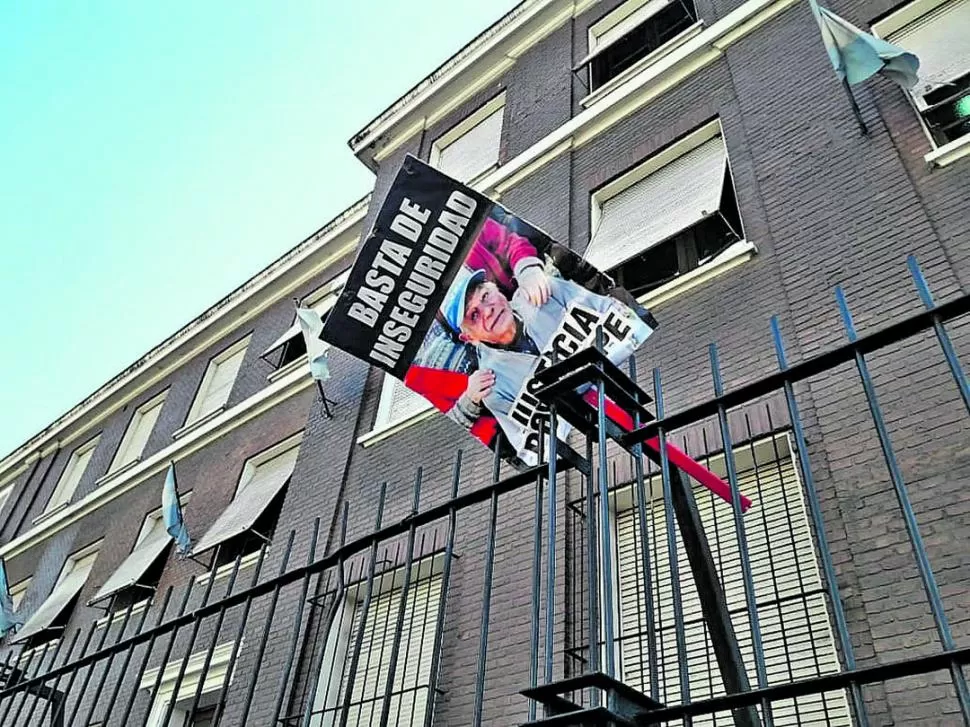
[0,254,968,726]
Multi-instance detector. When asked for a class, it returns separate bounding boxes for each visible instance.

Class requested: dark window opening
[608,169,742,298]
[590,0,696,92]
[109,546,170,614]
[922,72,970,147]
[277,335,308,369]
[213,484,288,570]
[188,705,219,727]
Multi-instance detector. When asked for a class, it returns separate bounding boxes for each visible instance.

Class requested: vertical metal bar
[472,440,503,726]
[74,599,139,727]
[104,587,173,724]
[379,470,423,726]
[183,553,248,720]
[137,577,203,727]
[157,547,228,727]
[400,532,432,727]
[594,327,616,678]
[17,621,74,727]
[630,356,659,701]
[363,542,398,725]
[238,529,299,726]
[47,620,99,726]
[208,543,270,727]
[423,451,463,727]
[770,317,870,727]
[907,256,970,414]
[272,518,323,727]
[585,433,600,679]
[35,627,82,727]
[836,288,970,724]
[653,367,690,716]
[338,483,388,727]
[545,402,560,686]
[63,602,117,727]
[709,343,774,727]
[301,504,349,727]
[528,418,545,721]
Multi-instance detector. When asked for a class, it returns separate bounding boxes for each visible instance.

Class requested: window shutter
[377,378,432,429]
[888,0,970,101]
[585,137,727,271]
[49,440,98,510]
[436,107,504,183]
[113,397,165,471]
[615,441,852,725]
[339,575,442,725]
[14,551,98,643]
[192,343,248,423]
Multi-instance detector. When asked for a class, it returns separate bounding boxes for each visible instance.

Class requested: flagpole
[842,78,869,136]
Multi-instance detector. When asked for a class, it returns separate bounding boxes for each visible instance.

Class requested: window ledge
[357,406,437,448]
[172,408,225,440]
[18,638,60,664]
[267,355,308,383]
[32,501,69,526]
[580,22,706,109]
[95,457,141,486]
[637,240,756,308]
[194,548,263,587]
[925,134,970,169]
[95,598,150,630]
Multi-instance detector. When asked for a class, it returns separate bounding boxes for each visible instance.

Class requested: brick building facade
[0,0,968,724]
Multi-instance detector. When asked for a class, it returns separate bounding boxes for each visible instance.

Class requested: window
[875,0,970,148]
[89,509,173,613]
[10,577,30,612]
[0,483,12,515]
[373,376,434,433]
[609,436,851,725]
[261,271,348,374]
[429,93,505,183]
[139,641,234,727]
[578,0,698,94]
[45,436,101,513]
[110,391,168,473]
[13,542,101,647]
[184,335,251,427]
[312,556,443,726]
[191,433,302,569]
[585,121,746,299]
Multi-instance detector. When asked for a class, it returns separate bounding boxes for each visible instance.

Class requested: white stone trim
[924,130,970,168]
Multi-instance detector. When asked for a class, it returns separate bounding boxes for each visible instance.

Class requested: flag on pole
[0,559,21,638]
[162,463,192,556]
[809,0,919,88]
[296,307,331,382]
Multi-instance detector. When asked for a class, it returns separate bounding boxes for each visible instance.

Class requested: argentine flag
[163,464,192,556]
[0,559,21,638]
[296,307,331,382]
[810,0,919,88]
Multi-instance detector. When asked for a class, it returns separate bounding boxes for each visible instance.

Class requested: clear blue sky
[0,1,518,457]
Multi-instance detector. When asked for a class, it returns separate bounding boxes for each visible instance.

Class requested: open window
[191,433,302,575]
[13,542,101,648]
[874,0,970,150]
[585,121,747,301]
[88,506,179,614]
[261,271,349,377]
[575,0,698,96]
[311,555,443,726]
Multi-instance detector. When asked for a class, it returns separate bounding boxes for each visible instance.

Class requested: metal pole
[74,599,139,727]
[629,356,660,701]
[473,441,503,726]
[842,78,869,136]
[338,483,388,727]
[379,470,423,726]
[423,451,463,727]
[907,256,970,414]
[836,287,970,724]
[237,529,299,725]
[585,434,600,679]
[35,628,81,727]
[271,518,323,726]
[545,402,560,685]
[183,554,248,720]
[47,621,99,726]
[594,327,617,679]
[301,504,349,727]
[770,316,869,726]
[528,419,545,720]
[709,343,774,727]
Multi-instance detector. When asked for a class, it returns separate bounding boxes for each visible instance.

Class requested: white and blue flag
[162,463,192,556]
[296,307,331,382]
[810,0,919,88]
